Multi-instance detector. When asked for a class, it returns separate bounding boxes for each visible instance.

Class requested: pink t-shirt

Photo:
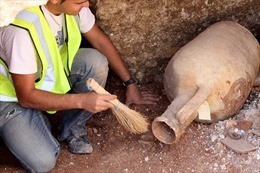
[0,5,95,76]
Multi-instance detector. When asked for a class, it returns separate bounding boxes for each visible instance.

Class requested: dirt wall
[91,0,260,83]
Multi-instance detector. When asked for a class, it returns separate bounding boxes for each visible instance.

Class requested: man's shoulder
[0,25,29,39]
[79,7,94,17]
[1,25,27,32]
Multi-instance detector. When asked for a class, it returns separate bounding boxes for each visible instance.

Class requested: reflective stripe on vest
[15,9,56,92]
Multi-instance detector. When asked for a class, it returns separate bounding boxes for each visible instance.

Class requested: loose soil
[0,82,259,173]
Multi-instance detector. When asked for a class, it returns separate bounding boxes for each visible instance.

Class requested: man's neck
[45,2,62,16]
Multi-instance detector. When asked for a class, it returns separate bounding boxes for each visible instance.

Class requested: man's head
[47,0,90,15]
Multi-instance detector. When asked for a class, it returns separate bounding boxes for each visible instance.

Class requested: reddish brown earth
[0,81,259,173]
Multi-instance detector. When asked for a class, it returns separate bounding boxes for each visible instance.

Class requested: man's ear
[49,0,61,5]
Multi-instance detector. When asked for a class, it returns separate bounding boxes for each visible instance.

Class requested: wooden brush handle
[87,78,119,106]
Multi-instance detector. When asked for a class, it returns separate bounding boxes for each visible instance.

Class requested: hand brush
[86,78,149,134]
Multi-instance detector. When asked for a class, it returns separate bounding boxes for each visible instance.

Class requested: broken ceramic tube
[152,21,260,144]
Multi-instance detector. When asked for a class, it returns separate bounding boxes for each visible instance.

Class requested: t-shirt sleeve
[79,7,95,33]
[3,26,37,74]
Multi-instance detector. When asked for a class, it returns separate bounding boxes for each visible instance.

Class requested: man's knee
[74,48,109,75]
[71,48,109,89]
[88,49,109,86]
[84,48,109,73]
[29,149,59,172]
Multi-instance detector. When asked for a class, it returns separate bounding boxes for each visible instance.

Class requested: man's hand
[125,84,159,106]
[81,92,117,113]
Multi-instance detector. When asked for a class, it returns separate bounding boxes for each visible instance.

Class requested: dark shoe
[68,136,93,154]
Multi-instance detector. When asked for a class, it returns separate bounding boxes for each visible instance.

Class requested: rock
[221,136,257,154]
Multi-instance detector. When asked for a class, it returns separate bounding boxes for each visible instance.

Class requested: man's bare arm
[11,73,116,113]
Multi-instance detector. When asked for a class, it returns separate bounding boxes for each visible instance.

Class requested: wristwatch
[122,76,136,87]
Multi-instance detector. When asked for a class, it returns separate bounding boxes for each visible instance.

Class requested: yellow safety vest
[0,6,81,111]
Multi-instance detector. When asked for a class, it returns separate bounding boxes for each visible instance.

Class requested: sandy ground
[0,82,259,173]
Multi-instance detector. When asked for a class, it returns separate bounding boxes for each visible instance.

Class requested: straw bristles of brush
[111,102,149,134]
[86,78,149,134]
